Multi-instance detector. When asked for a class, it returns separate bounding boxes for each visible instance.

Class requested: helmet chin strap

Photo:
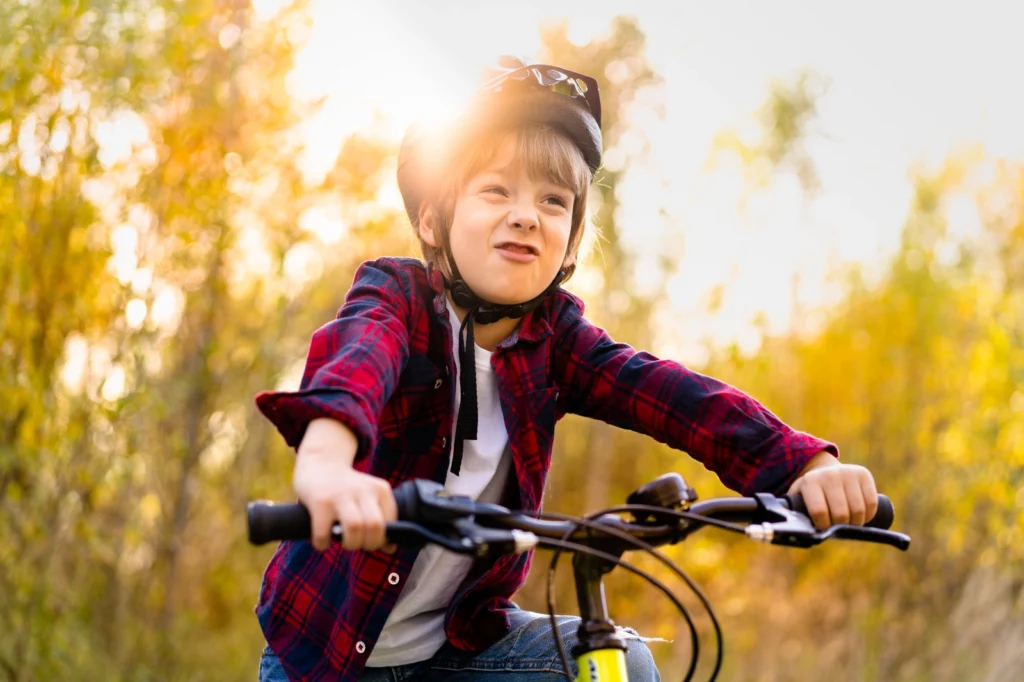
[441,230,566,476]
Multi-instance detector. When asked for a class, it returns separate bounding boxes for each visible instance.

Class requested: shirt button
[441,436,447,448]
[433,378,442,389]
[355,641,366,654]
[388,572,400,585]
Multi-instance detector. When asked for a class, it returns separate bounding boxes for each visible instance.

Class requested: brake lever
[821,524,911,551]
[745,493,911,551]
[372,480,535,558]
[745,493,821,548]
[394,479,475,523]
[394,479,513,524]
[325,520,472,554]
[451,518,538,557]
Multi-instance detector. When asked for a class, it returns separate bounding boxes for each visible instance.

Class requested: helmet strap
[438,218,567,475]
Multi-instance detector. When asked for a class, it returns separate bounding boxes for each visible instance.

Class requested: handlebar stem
[571,553,629,657]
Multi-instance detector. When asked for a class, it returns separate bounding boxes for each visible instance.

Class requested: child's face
[425,137,576,305]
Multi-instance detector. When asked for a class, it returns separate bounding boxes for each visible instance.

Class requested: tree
[710,69,830,197]
[1,1,408,679]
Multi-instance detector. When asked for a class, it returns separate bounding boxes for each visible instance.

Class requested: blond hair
[413,124,593,282]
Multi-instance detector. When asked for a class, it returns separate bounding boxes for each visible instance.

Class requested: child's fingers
[336,499,366,551]
[860,470,879,523]
[789,463,880,529]
[375,478,399,524]
[799,483,831,530]
[843,476,867,526]
[357,496,387,550]
[309,500,337,551]
[375,482,398,554]
[822,476,851,526]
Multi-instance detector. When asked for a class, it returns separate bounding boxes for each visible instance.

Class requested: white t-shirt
[366,300,512,667]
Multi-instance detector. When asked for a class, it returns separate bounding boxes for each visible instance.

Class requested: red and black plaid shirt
[254,257,836,681]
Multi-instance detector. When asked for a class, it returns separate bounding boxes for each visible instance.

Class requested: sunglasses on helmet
[481,62,602,129]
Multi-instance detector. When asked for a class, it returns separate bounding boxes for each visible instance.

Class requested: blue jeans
[259,608,660,681]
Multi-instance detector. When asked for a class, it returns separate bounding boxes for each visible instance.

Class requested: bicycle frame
[570,552,631,682]
[576,649,629,682]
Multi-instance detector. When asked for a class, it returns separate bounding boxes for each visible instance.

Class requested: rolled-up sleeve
[552,293,837,495]
[255,259,413,458]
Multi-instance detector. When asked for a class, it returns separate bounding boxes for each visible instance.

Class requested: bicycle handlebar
[247,478,909,553]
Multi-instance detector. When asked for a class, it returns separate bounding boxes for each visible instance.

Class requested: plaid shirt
[254,257,836,681]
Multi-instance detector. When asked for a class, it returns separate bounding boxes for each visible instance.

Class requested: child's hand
[293,418,398,552]
[786,451,878,529]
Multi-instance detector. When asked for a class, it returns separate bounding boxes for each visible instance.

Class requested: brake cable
[537,503,749,682]
[535,534,701,682]
[542,515,698,681]
[598,504,750,535]
[584,504,735,681]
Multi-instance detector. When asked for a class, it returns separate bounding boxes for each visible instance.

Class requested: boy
[255,57,877,682]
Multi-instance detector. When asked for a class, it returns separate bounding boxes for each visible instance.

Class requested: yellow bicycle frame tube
[575,647,629,682]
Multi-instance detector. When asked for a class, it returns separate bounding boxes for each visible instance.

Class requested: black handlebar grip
[782,493,895,530]
[248,501,313,545]
[247,483,422,546]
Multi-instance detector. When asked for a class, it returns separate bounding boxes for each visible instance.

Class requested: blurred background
[3,0,1023,680]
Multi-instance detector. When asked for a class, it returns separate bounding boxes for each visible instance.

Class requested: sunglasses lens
[549,81,573,97]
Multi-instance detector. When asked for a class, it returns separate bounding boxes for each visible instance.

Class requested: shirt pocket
[399,354,442,390]
[378,355,443,443]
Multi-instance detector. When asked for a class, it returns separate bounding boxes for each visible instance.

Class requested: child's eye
[544,195,569,208]
[482,185,508,197]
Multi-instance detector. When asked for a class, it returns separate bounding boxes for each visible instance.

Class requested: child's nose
[507,204,539,231]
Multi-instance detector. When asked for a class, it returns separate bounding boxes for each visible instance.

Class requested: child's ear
[561,251,577,269]
[417,205,440,248]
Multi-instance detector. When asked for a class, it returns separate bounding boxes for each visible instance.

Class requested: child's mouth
[495,242,538,262]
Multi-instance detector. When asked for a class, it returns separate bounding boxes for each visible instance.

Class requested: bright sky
[262,0,1024,362]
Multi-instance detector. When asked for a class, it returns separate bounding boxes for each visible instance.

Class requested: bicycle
[248,473,910,682]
